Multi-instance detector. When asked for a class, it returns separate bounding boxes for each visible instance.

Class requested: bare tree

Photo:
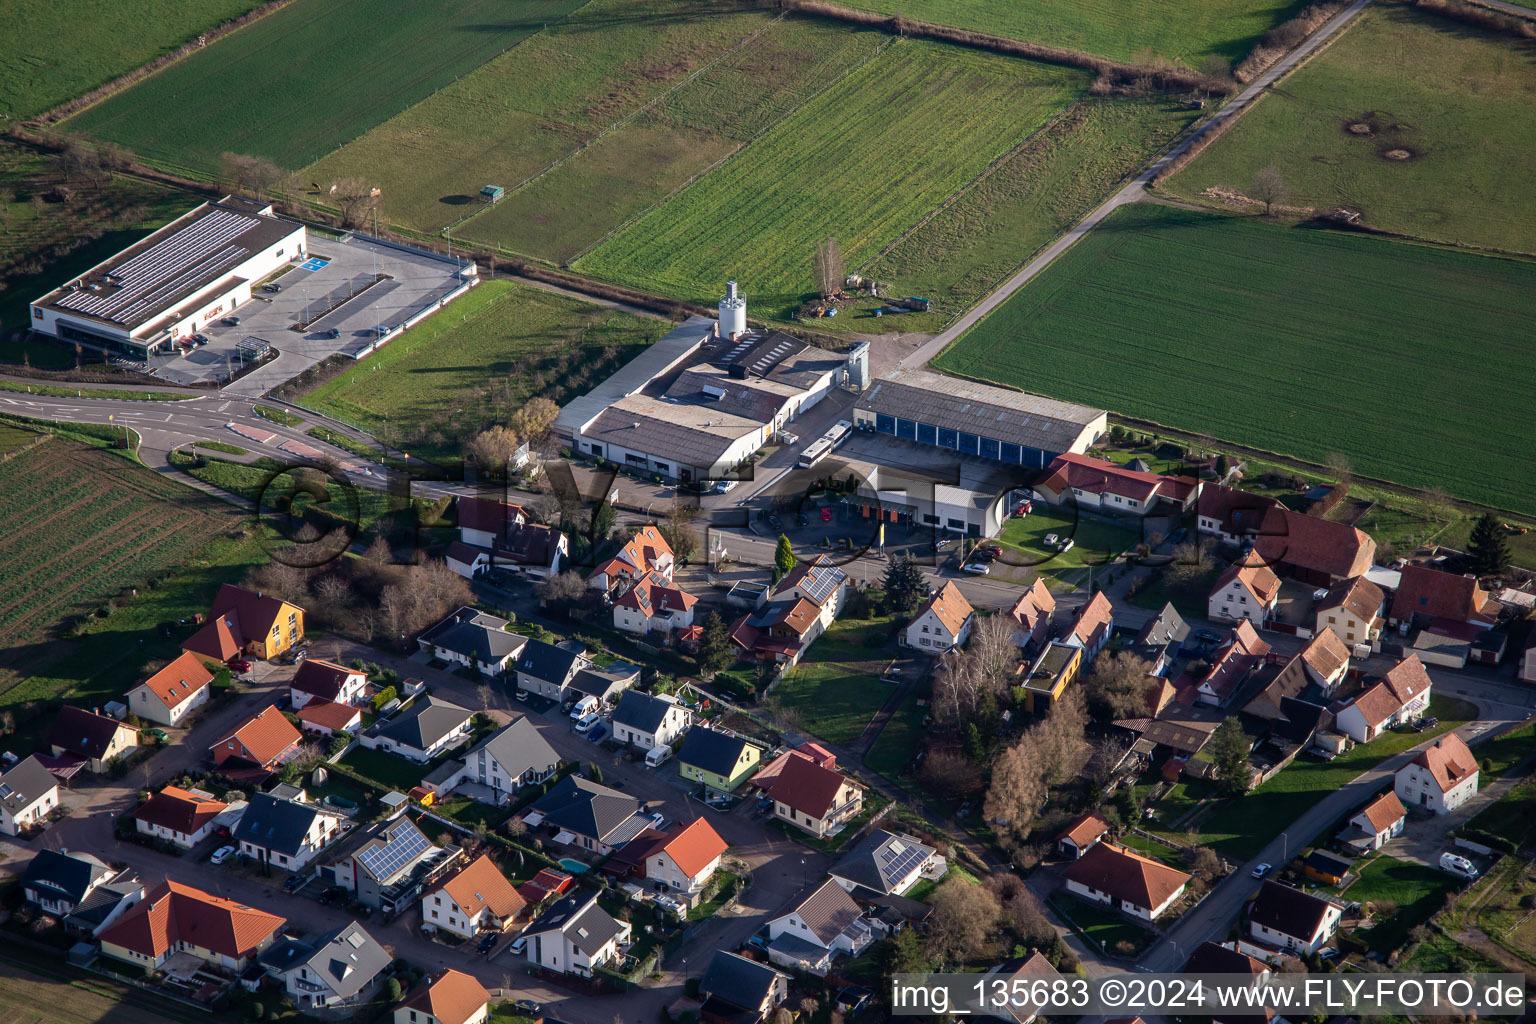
[1325,452,1354,486]
[924,876,1000,967]
[967,613,1019,693]
[812,236,844,300]
[1251,165,1287,216]
[508,397,559,446]
[1166,539,1215,584]
[329,177,380,228]
[535,570,586,606]
[984,740,1049,850]
[662,497,700,565]
[919,747,984,800]
[477,683,493,711]
[466,426,521,475]
[1084,650,1155,719]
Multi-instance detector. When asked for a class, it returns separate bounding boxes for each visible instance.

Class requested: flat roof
[857,368,1104,453]
[581,392,762,469]
[555,316,714,437]
[835,432,1031,512]
[34,197,301,333]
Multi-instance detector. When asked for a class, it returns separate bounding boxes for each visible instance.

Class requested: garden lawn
[934,203,1536,515]
[774,616,901,745]
[65,0,590,175]
[301,279,661,461]
[577,39,1085,318]
[995,507,1141,579]
[1050,892,1154,954]
[5,0,262,119]
[1162,7,1536,256]
[340,747,440,791]
[1186,696,1473,860]
[1464,776,1536,847]
[435,795,515,831]
[838,0,1311,65]
[864,687,927,781]
[1348,855,1458,953]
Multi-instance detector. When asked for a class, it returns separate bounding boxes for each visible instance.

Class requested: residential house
[183,583,304,662]
[768,754,864,839]
[450,497,567,580]
[276,921,391,1011]
[1341,790,1407,852]
[289,659,368,710]
[527,774,653,855]
[1057,812,1111,861]
[1196,622,1271,707]
[209,705,303,778]
[676,726,763,794]
[751,742,838,791]
[610,690,693,752]
[1065,592,1114,662]
[776,555,850,631]
[988,951,1061,1024]
[329,815,460,913]
[61,874,144,939]
[100,880,284,971]
[1020,641,1082,712]
[126,650,213,727]
[22,850,113,916]
[46,705,137,773]
[1062,844,1191,921]
[0,755,59,836]
[1136,603,1190,665]
[428,717,560,806]
[1007,579,1055,651]
[589,524,675,593]
[1208,555,1281,628]
[566,664,639,708]
[422,854,526,939]
[134,785,227,848]
[1252,507,1376,587]
[1032,453,1200,516]
[1396,732,1479,813]
[631,817,729,895]
[906,581,975,653]
[1302,849,1353,887]
[1315,576,1387,653]
[1390,564,1498,631]
[830,830,943,898]
[765,880,873,975]
[515,640,640,705]
[1247,881,1342,955]
[613,571,699,637]
[520,891,630,976]
[1197,487,1277,544]
[1335,655,1433,742]
[1185,941,1269,978]
[297,701,363,737]
[395,969,490,1024]
[1243,631,1350,723]
[418,607,528,677]
[698,951,789,1024]
[515,868,574,909]
[360,696,474,762]
[730,598,825,667]
[235,791,344,870]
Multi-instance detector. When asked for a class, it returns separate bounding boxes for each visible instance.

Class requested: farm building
[30,195,305,360]
[853,368,1106,470]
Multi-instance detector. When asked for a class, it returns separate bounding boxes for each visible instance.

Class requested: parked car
[224,316,240,326]
[767,514,783,531]
[933,538,952,551]
[210,846,236,865]
[1252,863,1272,878]
[262,283,282,293]
[192,333,210,346]
[573,712,600,734]
[283,875,307,893]
[510,936,527,955]
[513,1000,541,1014]
[228,658,252,673]
[714,479,737,494]
[977,543,1003,556]
[1043,533,1059,546]
[1057,538,1075,553]
[961,563,990,575]
[821,507,832,522]
[797,513,809,528]
[972,549,997,563]
[586,723,609,743]
[476,933,499,955]
[325,327,341,339]
[319,886,345,905]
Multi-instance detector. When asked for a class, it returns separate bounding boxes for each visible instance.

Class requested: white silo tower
[718,281,747,340]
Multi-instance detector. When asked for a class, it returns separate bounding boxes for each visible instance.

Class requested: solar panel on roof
[357,822,430,881]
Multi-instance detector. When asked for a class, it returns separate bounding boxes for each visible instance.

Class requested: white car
[510,936,527,955]
[573,712,600,734]
[1058,538,1075,553]
[1043,533,1059,546]
[1252,863,1272,878]
[211,845,237,865]
[961,563,991,575]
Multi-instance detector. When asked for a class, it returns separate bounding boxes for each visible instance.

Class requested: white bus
[796,420,854,468]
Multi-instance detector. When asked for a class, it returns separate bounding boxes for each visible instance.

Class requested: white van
[645,745,673,768]
[1439,852,1479,880]
[570,695,600,720]
[573,712,600,734]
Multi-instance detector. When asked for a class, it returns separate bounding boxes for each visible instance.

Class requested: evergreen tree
[962,722,986,764]
[697,611,733,676]
[1210,716,1252,795]
[1467,512,1511,576]
[881,554,927,615]
[774,535,797,577]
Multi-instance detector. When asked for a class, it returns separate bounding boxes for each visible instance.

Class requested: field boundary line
[563,33,899,266]
[439,10,793,239]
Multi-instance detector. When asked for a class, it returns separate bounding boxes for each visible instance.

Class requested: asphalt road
[898,0,1373,371]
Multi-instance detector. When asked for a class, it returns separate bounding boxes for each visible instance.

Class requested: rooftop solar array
[795,561,847,605]
[56,207,257,326]
[357,820,431,882]
[878,837,929,883]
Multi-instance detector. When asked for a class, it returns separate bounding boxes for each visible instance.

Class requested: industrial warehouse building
[30,196,305,360]
[831,431,1034,537]
[853,369,1105,469]
[557,284,864,484]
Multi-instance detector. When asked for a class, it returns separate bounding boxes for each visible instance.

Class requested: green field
[935,203,1536,514]
[1163,7,1536,256]
[303,0,787,238]
[4,0,263,119]
[302,279,663,460]
[864,687,926,780]
[65,0,591,175]
[838,0,1309,65]
[773,615,900,744]
[577,39,1086,317]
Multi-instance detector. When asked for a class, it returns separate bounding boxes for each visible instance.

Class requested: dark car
[1191,628,1223,647]
[325,327,341,339]
[797,513,809,528]
[476,933,499,955]
[227,658,252,673]
[193,333,210,346]
[319,886,344,905]
[767,514,783,531]
[262,283,282,293]
[513,1000,541,1015]
[224,315,240,326]
[283,875,307,893]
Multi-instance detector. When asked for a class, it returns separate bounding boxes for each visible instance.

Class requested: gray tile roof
[582,395,761,471]
[0,755,56,814]
[63,878,142,931]
[292,921,390,999]
[515,639,586,688]
[829,830,936,896]
[467,717,560,783]
[524,891,623,957]
[235,793,330,858]
[569,662,639,700]
[531,774,644,845]
[857,368,1104,454]
[419,607,526,664]
[371,696,472,752]
[23,850,111,906]
[788,879,864,947]
[676,727,755,778]
[700,950,785,1010]
[611,690,682,736]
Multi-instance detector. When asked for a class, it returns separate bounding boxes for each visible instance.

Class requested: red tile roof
[296,701,362,733]
[134,786,226,835]
[182,613,242,662]
[1344,655,1431,728]
[1409,732,1477,794]
[399,969,490,1024]
[592,525,673,584]
[101,879,283,961]
[137,651,215,711]
[1009,579,1055,636]
[1391,564,1497,625]
[659,817,728,878]
[46,706,133,760]
[1039,453,1194,504]
[750,744,836,788]
[1057,811,1111,849]
[208,584,294,644]
[1212,555,1281,606]
[456,497,528,535]
[613,571,698,618]
[1355,790,1406,834]
[1070,592,1115,650]
[1317,576,1386,625]
[290,659,359,702]
[1198,487,1277,536]
[435,854,525,921]
[1199,621,1271,701]
[1063,843,1190,913]
[1253,508,1375,580]
[515,868,573,906]
[210,705,302,768]
[770,754,858,819]
[916,581,974,638]
[1299,629,1351,682]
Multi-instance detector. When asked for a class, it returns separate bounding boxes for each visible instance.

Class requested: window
[653,462,669,473]
[947,518,965,530]
[921,625,929,633]
[922,514,939,525]
[919,638,930,647]
[979,437,999,460]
